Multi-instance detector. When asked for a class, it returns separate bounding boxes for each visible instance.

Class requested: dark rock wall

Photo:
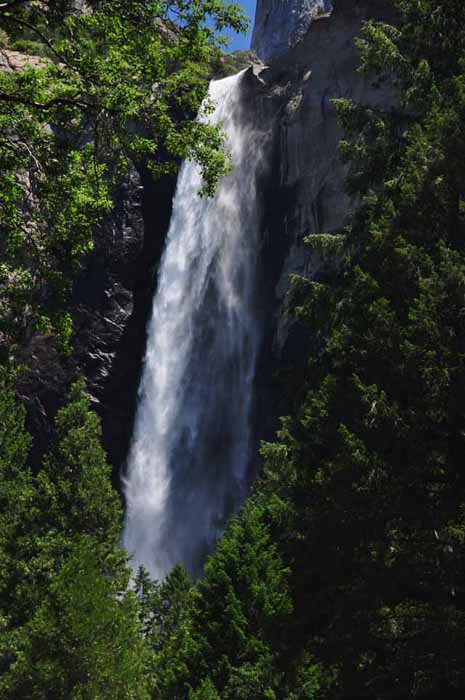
[21,167,176,476]
[73,169,177,476]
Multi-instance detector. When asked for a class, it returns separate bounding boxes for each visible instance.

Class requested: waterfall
[122,71,262,579]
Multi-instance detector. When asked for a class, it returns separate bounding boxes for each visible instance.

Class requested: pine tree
[260,1,465,697]
[0,380,150,698]
[0,374,35,664]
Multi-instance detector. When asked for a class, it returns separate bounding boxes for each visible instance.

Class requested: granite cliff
[246,0,396,429]
[252,0,333,60]
[13,0,396,475]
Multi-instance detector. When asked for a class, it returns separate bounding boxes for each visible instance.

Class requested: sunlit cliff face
[251,0,332,61]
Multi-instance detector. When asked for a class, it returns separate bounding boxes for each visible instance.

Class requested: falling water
[122,71,262,579]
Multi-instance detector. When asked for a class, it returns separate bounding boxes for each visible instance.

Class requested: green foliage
[5,2,465,699]
[37,377,122,548]
[0,27,10,47]
[0,0,247,356]
[0,372,34,619]
[2,538,150,700]
[131,499,321,700]
[0,379,147,699]
[258,2,465,698]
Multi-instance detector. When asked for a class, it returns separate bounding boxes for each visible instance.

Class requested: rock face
[0,48,45,70]
[0,43,179,474]
[19,166,176,474]
[71,168,177,473]
[251,0,332,61]
[243,0,397,428]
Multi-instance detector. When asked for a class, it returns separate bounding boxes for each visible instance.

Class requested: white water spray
[122,71,262,578]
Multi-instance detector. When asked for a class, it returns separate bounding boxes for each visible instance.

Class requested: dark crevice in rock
[20,166,176,478]
[100,170,177,483]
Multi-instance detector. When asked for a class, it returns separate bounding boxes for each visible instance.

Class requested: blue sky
[223,0,256,52]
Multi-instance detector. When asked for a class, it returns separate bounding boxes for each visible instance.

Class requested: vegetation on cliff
[2,1,465,699]
[257,0,465,696]
[0,0,246,358]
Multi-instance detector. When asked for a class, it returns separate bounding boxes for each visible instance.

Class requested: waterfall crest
[122,71,262,579]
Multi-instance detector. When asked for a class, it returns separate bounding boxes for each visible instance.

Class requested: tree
[0,372,35,636]
[36,376,122,548]
[259,1,465,697]
[1,537,150,700]
[0,0,247,355]
[3,378,126,625]
[138,498,320,700]
[0,379,150,698]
